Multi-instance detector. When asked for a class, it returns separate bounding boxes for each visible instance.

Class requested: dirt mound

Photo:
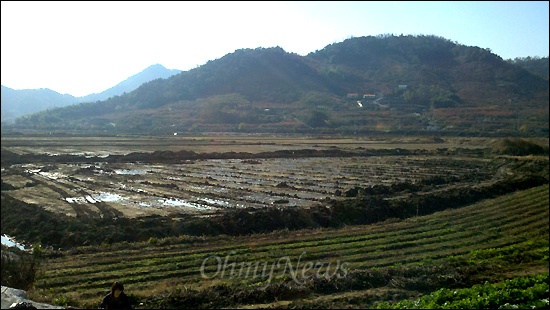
[491,138,548,156]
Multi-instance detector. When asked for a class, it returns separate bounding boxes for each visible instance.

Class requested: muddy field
[1,135,494,156]
[1,135,504,221]
[1,155,497,218]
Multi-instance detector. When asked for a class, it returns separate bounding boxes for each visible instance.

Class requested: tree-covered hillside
[308,35,547,105]
[507,56,549,80]
[7,35,549,136]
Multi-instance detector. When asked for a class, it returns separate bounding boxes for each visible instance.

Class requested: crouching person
[99,281,132,309]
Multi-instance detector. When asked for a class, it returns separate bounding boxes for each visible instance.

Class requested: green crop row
[44,186,546,279]
[31,185,549,308]
[376,273,549,309]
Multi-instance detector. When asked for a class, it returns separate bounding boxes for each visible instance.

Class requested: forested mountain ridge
[7,35,549,136]
[506,56,549,80]
[308,35,547,104]
[117,47,342,109]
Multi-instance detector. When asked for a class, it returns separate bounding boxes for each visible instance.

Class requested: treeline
[507,56,549,80]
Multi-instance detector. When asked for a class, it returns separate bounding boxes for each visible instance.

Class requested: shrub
[493,138,548,156]
[1,244,44,290]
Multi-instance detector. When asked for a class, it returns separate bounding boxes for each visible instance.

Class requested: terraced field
[31,184,549,308]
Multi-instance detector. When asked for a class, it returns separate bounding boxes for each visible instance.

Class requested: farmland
[0,135,505,220]
[1,135,549,308]
[28,184,550,308]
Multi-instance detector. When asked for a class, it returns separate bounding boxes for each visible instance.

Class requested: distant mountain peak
[1,64,182,123]
[77,64,181,102]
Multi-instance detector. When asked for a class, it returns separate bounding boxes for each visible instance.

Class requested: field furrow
[34,184,549,303]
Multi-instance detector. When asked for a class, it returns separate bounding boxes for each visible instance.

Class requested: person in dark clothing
[98,281,132,309]
[9,302,37,309]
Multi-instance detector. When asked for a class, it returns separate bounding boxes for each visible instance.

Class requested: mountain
[1,86,77,123]
[78,64,182,103]
[307,35,547,105]
[506,56,549,80]
[0,64,181,123]
[6,35,549,136]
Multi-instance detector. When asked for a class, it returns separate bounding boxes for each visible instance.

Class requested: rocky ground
[1,286,64,309]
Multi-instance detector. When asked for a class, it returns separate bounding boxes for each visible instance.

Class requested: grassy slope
[30,184,549,308]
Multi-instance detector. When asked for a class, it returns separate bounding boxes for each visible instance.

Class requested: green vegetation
[376,274,549,309]
[1,243,45,290]
[23,184,549,308]
[5,34,548,136]
[492,138,549,156]
[507,56,549,80]
[403,84,462,108]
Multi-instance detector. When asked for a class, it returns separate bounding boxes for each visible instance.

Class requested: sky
[1,1,549,97]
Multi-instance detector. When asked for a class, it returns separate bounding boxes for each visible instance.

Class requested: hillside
[6,35,549,136]
[308,35,547,104]
[507,56,549,80]
[19,184,550,308]
[0,64,181,123]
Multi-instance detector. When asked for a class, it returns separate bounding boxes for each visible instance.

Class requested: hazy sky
[2,1,549,97]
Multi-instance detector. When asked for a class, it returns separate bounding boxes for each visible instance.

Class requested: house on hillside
[363,94,376,99]
[347,93,359,99]
[397,85,408,90]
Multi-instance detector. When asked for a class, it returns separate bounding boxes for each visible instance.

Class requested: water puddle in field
[159,198,214,210]
[65,197,87,204]
[199,197,230,206]
[94,192,126,202]
[22,164,42,174]
[186,185,229,194]
[114,169,148,175]
[39,171,66,180]
[63,189,218,212]
[65,192,126,204]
